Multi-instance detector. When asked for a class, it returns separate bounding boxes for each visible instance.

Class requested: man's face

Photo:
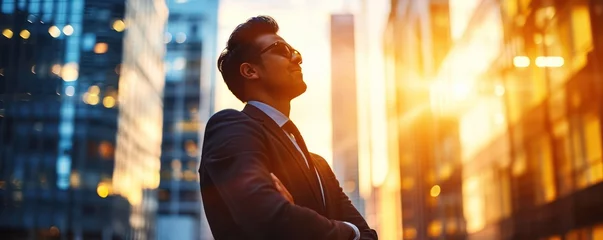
[253,33,306,100]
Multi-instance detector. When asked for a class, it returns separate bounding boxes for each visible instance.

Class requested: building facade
[477,0,603,239]
[0,0,167,239]
[330,13,365,216]
[427,0,603,239]
[157,0,218,240]
[384,0,466,239]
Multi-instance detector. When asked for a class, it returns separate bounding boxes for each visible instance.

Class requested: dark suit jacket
[199,104,378,240]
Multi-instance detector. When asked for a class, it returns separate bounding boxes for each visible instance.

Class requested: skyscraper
[330,13,364,215]
[0,0,167,239]
[157,0,218,239]
[384,0,465,239]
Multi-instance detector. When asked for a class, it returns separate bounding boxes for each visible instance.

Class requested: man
[199,16,378,240]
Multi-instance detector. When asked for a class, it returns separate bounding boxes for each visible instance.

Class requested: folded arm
[201,110,355,240]
[311,154,379,240]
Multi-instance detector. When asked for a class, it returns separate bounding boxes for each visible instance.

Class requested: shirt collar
[247,101,289,127]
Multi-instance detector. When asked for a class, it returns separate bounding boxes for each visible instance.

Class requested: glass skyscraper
[156,0,217,240]
[0,0,167,239]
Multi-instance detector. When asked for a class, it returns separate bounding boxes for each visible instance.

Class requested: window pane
[584,113,602,164]
[571,4,593,60]
[553,120,573,195]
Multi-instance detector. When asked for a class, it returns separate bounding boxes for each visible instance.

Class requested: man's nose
[291,51,302,65]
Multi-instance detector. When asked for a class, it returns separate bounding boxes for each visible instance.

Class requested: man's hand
[271,173,294,204]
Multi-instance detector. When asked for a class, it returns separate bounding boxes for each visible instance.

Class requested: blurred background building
[383,0,466,239]
[0,0,167,239]
[330,13,365,216]
[157,0,217,240]
[379,0,603,239]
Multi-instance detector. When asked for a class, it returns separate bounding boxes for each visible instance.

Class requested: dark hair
[217,16,280,102]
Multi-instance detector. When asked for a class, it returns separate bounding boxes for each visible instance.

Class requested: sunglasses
[259,41,302,61]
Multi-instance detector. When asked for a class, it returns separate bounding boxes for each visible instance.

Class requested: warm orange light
[94,43,108,54]
[401,177,415,190]
[185,140,198,156]
[48,26,61,38]
[97,183,109,198]
[19,30,30,39]
[112,20,126,32]
[103,96,116,108]
[183,170,197,181]
[61,63,79,81]
[2,29,13,38]
[430,185,441,197]
[70,171,81,188]
[535,56,564,68]
[403,228,417,239]
[428,220,443,238]
[99,141,114,158]
[51,64,62,75]
[513,56,530,68]
[87,94,99,105]
[63,25,74,36]
[89,85,100,95]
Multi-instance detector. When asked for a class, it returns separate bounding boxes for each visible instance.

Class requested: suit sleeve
[200,110,355,240]
[311,154,379,240]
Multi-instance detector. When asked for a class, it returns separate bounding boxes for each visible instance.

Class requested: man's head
[217,16,306,103]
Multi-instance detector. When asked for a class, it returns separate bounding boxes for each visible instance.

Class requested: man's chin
[292,82,307,96]
[283,81,307,100]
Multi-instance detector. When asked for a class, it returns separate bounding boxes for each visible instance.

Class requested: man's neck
[248,97,291,117]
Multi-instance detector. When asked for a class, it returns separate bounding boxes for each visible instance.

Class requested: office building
[461,0,603,239]
[0,0,167,239]
[425,0,603,239]
[384,0,466,239]
[157,0,217,239]
[330,13,365,215]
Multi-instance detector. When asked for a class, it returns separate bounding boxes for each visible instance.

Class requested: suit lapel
[310,154,337,217]
[242,105,324,208]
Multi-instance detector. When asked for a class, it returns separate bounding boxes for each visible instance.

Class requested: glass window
[158,189,170,202]
[499,168,513,218]
[580,112,603,187]
[529,135,557,204]
[179,190,198,202]
[462,175,485,233]
[549,90,567,122]
[544,13,572,88]
[573,111,603,189]
[570,2,593,71]
[553,120,574,196]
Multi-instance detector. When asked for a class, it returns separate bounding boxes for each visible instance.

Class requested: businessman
[199,16,378,240]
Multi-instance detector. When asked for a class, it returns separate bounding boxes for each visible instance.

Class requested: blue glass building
[156,0,218,239]
[0,0,167,239]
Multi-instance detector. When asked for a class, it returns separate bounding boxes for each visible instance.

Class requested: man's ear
[240,63,259,80]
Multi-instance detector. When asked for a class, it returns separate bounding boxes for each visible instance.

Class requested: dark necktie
[282,120,324,203]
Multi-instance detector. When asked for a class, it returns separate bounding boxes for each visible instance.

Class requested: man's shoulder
[205,108,263,135]
[209,108,244,120]
[309,153,326,161]
[206,108,253,125]
[309,153,330,168]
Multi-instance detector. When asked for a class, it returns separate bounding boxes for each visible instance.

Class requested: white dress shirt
[247,101,360,240]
